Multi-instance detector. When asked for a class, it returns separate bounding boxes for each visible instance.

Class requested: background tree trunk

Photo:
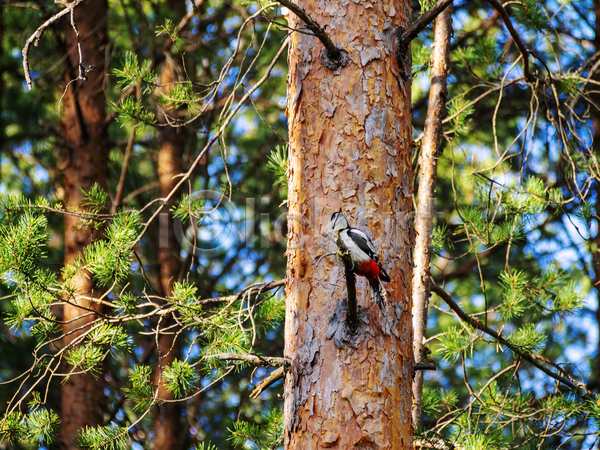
[60,0,109,447]
[283,0,414,448]
[152,52,186,449]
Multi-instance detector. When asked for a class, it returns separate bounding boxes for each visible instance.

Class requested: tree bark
[283,0,414,448]
[152,49,186,450]
[411,5,451,426]
[60,0,109,447]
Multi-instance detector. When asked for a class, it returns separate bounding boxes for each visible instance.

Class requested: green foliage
[84,211,141,286]
[452,36,503,80]
[507,323,546,354]
[168,280,202,324]
[195,443,219,450]
[418,0,436,12]
[65,345,106,378]
[172,195,206,223]
[431,223,451,253]
[81,183,109,215]
[163,359,199,398]
[88,323,132,354]
[447,97,474,136]
[437,326,473,363]
[266,145,288,189]
[513,0,548,31]
[421,387,458,415]
[158,83,196,109]
[0,409,59,446]
[498,269,529,319]
[558,74,583,98]
[72,423,131,450]
[0,211,49,280]
[0,411,25,444]
[112,51,156,94]
[122,365,154,413]
[111,96,157,129]
[24,408,60,445]
[155,18,181,46]
[412,44,432,76]
[229,407,283,450]
[252,294,285,337]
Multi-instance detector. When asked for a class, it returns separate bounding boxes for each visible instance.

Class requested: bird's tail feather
[369,280,387,311]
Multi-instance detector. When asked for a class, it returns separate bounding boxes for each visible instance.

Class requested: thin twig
[22,0,87,90]
[486,0,532,81]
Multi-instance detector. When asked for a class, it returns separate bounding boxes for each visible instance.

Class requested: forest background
[1,0,600,449]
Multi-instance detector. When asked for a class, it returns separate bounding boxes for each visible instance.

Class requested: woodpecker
[330,209,390,310]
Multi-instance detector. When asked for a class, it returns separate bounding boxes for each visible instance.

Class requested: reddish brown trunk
[152,53,186,449]
[60,0,109,447]
[283,0,414,447]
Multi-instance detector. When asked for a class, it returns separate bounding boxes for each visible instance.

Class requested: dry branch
[22,0,87,90]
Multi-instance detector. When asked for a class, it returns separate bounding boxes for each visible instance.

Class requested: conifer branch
[430,283,589,395]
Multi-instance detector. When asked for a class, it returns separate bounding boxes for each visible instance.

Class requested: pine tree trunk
[152,53,186,449]
[60,0,109,447]
[283,0,414,448]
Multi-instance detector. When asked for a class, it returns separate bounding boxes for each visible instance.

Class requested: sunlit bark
[411,5,451,426]
[283,0,414,447]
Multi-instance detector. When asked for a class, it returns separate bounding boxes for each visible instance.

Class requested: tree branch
[249,365,285,399]
[276,0,348,69]
[430,283,589,395]
[486,0,532,81]
[399,0,454,46]
[198,279,286,305]
[22,0,87,90]
[210,353,290,368]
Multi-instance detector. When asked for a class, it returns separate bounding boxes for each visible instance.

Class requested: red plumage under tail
[369,280,387,311]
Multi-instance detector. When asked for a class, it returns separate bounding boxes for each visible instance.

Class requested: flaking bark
[411,5,452,427]
[283,0,414,448]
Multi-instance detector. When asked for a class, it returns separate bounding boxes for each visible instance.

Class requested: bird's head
[331,208,349,231]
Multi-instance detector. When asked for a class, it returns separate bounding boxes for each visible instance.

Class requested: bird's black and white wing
[346,228,378,260]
